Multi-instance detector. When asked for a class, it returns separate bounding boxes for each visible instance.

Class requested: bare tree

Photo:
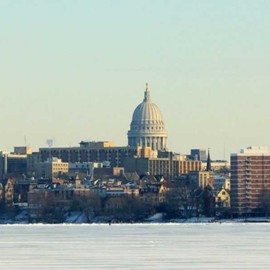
[70,192,101,222]
[104,195,151,222]
[164,179,202,219]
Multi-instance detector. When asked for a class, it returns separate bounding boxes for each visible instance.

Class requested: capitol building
[127,83,168,151]
[37,83,204,178]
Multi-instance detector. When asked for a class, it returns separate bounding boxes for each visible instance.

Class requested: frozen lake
[1,223,270,269]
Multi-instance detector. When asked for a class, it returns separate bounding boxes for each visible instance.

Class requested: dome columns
[128,135,167,151]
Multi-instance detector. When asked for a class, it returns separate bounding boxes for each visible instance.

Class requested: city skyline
[1,1,270,159]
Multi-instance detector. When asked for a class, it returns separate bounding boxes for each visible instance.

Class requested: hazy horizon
[1,0,270,160]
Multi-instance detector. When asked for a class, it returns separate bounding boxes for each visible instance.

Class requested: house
[216,188,230,208]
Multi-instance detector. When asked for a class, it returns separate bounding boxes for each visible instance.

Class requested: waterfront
[0,223,270,269]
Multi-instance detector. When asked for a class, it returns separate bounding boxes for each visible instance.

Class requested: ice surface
[0,223,270,269]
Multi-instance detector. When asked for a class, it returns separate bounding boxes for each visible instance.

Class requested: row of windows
[131,126,163,131]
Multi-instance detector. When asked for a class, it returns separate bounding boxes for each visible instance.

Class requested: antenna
[223,143,227,166]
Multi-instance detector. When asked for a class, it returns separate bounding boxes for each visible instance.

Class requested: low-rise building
[94,167,125,180]
[124,154,202,179]
[0,151,27,178]
[69,162,103,176]
[33,158,69,179]
[39,141,146,168]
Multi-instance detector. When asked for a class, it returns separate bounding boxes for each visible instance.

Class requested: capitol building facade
[127,83,168,151]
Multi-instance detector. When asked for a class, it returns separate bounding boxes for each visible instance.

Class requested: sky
[1,0,270,160]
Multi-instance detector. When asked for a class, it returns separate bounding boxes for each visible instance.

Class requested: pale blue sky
[1,0,270,159]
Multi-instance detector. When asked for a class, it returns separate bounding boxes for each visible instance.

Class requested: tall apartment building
[231,146,270,216]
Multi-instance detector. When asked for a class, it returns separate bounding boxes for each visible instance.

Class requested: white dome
[132,101,164,125]
[127,83,168,151]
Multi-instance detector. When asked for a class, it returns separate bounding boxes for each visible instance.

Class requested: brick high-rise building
[231,146,270,216]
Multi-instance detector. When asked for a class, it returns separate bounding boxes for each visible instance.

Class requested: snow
[0,224,270,269]
[65,211,87,223]
[145,213,163,222]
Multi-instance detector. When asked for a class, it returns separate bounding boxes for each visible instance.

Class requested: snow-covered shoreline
[1,210,270,225]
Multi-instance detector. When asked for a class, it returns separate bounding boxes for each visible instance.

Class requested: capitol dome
[127,83,168,151]
[132,98,164,125]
